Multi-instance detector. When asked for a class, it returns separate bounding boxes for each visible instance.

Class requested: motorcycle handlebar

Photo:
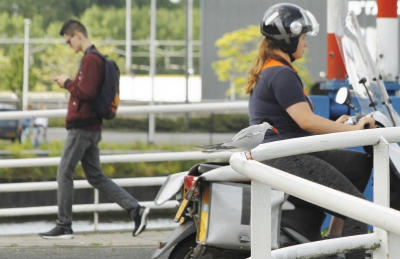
[344,115,373,129]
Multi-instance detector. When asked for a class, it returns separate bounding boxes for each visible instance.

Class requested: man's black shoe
[133,206,150,237]
[38,226,74,239]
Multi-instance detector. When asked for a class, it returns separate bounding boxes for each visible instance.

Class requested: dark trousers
[263,149,373,259]
[56,129,139,229]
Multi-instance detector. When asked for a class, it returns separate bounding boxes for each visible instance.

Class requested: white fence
[0,102,236,231]
[230,127,400,258]
[0,101,248,120]
[2,102,399,257]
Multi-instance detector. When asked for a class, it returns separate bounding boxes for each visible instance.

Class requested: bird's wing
[222,131,264,150]
[196,123,270,152]
[230,125,257,141]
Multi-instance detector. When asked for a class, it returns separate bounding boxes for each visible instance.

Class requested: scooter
[152,161,334,259]
[151,11,400,259]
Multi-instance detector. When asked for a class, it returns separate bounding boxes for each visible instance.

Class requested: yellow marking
[173,198,189,222]
[197,184,210,243]
[198,211,209,242]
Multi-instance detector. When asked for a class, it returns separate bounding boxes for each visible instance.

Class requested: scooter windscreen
[335,11,400,126]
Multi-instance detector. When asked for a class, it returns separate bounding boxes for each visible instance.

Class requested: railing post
[94,189,99,232]
[251,180,271,259]
[373,136,389,258]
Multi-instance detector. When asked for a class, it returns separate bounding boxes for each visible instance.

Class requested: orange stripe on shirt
[261,58,298,72]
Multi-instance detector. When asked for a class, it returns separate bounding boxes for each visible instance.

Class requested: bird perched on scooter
[196,118,279,160]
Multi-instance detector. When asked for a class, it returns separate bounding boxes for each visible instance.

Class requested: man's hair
[59,19,88,37]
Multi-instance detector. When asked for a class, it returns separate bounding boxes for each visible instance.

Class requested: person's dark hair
[59,19,88,37]
[244,37,279,94]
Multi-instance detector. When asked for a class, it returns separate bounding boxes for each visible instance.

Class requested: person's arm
[51,54,103,100]
[67,54,103,100]
[286,102,375,134]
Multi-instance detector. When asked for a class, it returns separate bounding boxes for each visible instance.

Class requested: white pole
[376,0,398,81]
[184,0,193,127]
[94,189,99,232]
[125,0,132,75]
[230,81,235,101]
[230,151,400,236]
[187,0,193,76]
[22,19,31,110]
[251,180,271,259]
[326,0,347,81]
[373,136,390,258]
[148,0,156,144]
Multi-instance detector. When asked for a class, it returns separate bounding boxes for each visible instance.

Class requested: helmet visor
[302,10,319,36]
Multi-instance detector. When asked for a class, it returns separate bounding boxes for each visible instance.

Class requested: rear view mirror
[335,87,351,105]
[335,87,360,115]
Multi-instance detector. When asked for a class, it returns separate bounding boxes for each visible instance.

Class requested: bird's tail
[195,143,223,149]
[200,150,220,153]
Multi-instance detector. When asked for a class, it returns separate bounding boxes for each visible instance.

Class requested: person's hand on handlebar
[335,115,351,124]
[355,116,376,130]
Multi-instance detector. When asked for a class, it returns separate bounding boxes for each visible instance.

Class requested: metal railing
[230,127,400,258]
[0,101,248,120]
[0,150,232,231]
[0,102,237,231]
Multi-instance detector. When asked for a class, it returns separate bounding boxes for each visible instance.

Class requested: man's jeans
[57,129,139,229]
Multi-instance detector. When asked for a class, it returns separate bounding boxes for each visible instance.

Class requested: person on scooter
[245,3,375,259]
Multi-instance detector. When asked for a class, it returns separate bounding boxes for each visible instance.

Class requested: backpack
[88,50,120,120]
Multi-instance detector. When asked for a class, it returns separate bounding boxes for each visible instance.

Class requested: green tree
[0,11,45,37]
[0,45,38,105]
[0,3,202,91]
[0,0,191,29]
[0,11,25,37]
[33,44,81,91]
[0,0,103,28]
[212,25,314,97]
[32,43,124,91]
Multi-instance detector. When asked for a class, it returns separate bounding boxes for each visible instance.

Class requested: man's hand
[51,74,69,88]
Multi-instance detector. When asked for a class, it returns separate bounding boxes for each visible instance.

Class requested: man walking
[39,19,149,239]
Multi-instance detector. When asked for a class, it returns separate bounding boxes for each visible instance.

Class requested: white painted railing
[0,102,248,120]
[0,151,232,168]
[0,102,238,231]
[0,151,232,231]
[230,127,400,258]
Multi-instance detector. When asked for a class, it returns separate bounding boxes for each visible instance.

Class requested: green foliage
[80,6,126,40]
[3,112,248,182]
[0,3,201,97]
[213,25,315,96]
[0,0,192,28]
[0,0,125,28]
[33,44,81,91]
[0,45,39,103]
[0,138,202,182]
[0,12,24,37]
[292,50,314,93]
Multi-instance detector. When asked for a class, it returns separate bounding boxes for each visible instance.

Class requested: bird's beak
[271,127,279,135]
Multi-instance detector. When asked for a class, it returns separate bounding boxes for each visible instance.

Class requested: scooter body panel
[154,171,187,206]
[151,220,196,259]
